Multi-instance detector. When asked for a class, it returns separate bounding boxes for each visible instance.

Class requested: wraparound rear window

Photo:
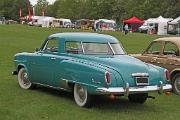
[65,41,126,55]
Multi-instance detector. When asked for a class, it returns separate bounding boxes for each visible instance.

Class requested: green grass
[0,25,179,120]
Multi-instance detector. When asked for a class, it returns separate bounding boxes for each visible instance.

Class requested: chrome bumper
[96,83,172,95]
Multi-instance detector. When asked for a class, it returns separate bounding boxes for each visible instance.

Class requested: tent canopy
[168,16,180,24]
[96,19,116,24]
[123,16,144,24]
[145,16,173,24]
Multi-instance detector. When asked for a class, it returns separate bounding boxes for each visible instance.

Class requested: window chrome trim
[108,42,115,55]
[81,41,85,54]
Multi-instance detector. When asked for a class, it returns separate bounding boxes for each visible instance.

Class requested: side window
[44,38,59,53]
[65,41,83,54]
[163,42,179,56]
[147,42,161,55]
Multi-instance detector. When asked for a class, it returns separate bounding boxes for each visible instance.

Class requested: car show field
[0,25,180,120]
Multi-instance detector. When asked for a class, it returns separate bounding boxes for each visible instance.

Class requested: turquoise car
[13,33,172,107]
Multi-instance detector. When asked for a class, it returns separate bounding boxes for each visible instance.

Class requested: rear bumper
[96,82,172,95]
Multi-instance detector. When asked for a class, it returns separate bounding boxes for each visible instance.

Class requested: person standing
[124,24,129,35]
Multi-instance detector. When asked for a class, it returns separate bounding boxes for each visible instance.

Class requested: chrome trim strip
[96,84,172,94]
[108,42,115,55]
[81,41,85,54]
[32,82,71,92]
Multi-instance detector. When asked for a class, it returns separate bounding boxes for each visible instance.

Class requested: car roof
[154,37,180,45]
[48,32,119,43]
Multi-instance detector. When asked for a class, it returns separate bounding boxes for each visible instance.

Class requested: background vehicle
[134,37,180,95]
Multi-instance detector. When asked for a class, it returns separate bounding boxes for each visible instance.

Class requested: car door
[29,38,59,86]
[156,41,180,72]
[140,41,163,66]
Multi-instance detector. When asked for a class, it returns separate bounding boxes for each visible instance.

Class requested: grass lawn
[0,25,179,120]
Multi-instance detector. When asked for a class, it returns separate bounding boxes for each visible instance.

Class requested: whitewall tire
[18,68,32,89]
[74,84,92,107]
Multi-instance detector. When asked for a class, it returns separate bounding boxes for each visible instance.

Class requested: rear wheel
[74,84,92,107]
[172,73,180,95]
[128,93,148,104]
[18,68,33,89]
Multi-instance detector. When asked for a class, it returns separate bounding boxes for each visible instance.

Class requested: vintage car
[13,33,172,107]
[134,37,180,95]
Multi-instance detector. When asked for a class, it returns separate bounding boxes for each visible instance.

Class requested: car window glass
[164,42,179,56]
[111,43,125,55]
[44,38,59,53]
[147,42,161,55]
[65,41,83,54]
[83,42,112,54]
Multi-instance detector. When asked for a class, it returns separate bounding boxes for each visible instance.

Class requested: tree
[0,0,32,21]
[36,0,180,22]
[35,0,49,16]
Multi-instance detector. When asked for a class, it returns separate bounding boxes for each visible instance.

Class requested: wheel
[172,73,180,95]
[18,68,33,89]
[74,84,92,107]
[128,93,148,104]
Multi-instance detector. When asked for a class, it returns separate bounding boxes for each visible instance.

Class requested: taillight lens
[105,71,111,85]
[164,69,170,82]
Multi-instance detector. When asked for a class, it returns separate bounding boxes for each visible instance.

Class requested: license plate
[136,77,149,86]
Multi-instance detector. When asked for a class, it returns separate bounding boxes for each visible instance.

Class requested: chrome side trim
[96,84,172,95]
[33,82,71,92]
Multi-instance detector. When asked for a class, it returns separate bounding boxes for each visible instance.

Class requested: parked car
[13,33,172,107]
[134,37,180,95]
[139,23,156,33]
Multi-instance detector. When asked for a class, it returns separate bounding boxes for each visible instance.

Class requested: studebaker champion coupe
[13,33,172,107]
[134,37,180,95]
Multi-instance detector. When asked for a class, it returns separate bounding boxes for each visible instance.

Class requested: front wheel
[172,73,180,95]
[18,68,33,89]
[128,93,148,104]
[74,84,92,107]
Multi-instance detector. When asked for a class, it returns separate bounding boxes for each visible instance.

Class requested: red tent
[123,16,144,32]
[123,16,144,24]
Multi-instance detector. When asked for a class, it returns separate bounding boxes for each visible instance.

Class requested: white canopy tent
[31,16,46,27]
[168,16,180,24]
[167,16,180,35]
[156,16,173,35]
[145,16,173,35]
[42,17,55,28]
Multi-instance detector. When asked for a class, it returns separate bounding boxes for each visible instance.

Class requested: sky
[29,0,56,6]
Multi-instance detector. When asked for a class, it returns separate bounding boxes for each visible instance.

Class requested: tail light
[164,69,170,82]
[105,71,111,85]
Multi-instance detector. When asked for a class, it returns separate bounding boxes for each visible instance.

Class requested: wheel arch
[17,64,28,73]
[170,69,180,80]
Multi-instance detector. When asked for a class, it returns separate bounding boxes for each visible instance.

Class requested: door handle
[50,57,56,60]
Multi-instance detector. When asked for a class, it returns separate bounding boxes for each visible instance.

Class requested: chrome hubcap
[21,71,30,86]
[76,85,86,103]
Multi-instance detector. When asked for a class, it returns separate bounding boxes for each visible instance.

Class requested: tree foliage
[46,0,180,22]
[0,0,180,22]
[35,0,49,16]
[0,0,31,20]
